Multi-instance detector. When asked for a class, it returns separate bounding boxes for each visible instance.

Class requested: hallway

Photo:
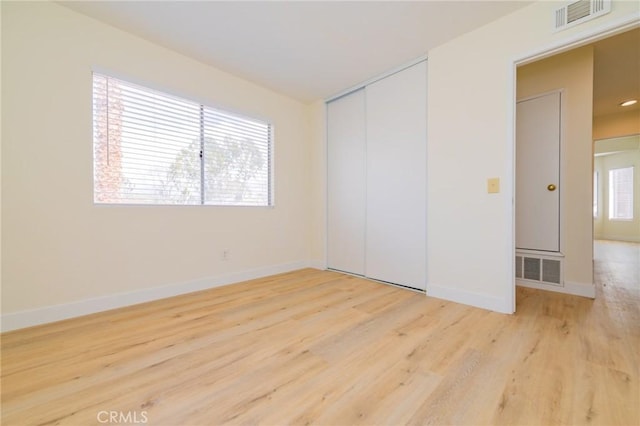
[594,240,640,291]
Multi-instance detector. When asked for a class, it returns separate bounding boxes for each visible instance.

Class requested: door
[365,61,427,289]
[327,89,366,275]
[516,92,561,252]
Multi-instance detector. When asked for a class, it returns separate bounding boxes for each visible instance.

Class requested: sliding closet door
[327,89,366,275]
[365,61,427,290]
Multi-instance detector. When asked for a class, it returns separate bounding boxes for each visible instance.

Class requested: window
[593,171,598,218]
[608,166,633,220]
[93,73,272,206]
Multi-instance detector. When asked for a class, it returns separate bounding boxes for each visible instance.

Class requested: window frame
[92,72,274,207]
[608,166,634,221]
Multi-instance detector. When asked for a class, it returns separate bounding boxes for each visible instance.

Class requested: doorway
[592,29,640,246]
[515,45,594,297]
[514,26,640,302]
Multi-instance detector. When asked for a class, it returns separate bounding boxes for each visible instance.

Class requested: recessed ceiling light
[620,99,638,107]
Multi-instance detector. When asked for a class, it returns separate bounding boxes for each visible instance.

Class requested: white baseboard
[517,279,595,298]
[1,261,312,332]
[308,259,326,270]
[427,283,512,314]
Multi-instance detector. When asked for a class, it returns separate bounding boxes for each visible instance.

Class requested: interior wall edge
[0,260,316,333]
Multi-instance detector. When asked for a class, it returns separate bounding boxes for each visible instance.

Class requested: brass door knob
[547,184,556,191]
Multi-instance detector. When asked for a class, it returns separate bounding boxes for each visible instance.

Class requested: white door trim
[508,13,640,313]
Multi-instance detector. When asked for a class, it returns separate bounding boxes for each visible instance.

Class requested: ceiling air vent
[554,0,611,32]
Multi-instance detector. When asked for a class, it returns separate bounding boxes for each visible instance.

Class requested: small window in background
[92,73,272,206]
[608,166,634,220]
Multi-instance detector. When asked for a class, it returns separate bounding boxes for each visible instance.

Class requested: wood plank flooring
[2,241,638,425]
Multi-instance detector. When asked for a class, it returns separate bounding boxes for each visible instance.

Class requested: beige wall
[2,2,312,319]
[594,109,640,140]
[516,46,595,288]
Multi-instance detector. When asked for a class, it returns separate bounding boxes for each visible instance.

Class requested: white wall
[425,1,639,312]
[0,1,3,319]
[308,100,327,267]
[1,1,313,330]
[4,1,639,330]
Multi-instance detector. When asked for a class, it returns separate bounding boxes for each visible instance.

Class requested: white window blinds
[93,73,272,206]
[608,166,633,220]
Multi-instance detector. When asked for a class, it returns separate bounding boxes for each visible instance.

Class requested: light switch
[487,178,500,194]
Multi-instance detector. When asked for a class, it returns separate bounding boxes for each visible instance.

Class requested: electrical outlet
[221,249,229,261]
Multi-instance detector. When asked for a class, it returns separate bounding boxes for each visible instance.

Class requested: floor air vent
[516,253,563,286]
[554,0,611,32]
[542,259,561,284]
[524,257,541,281]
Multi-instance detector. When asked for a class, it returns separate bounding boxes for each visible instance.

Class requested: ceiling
[592,28,640,117]
[59,1,532,103]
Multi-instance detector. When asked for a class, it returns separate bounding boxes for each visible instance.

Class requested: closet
[515,91,563,287]
[516,92,561,253]
[327,60,427,291]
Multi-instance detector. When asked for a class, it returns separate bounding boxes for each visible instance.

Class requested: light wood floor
[2,241,638,425]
